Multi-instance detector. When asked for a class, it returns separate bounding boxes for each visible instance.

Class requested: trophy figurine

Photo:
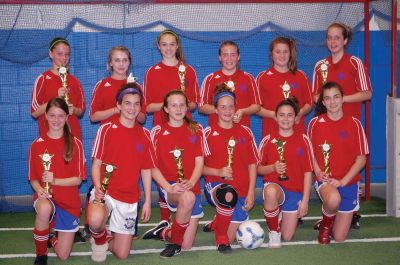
[178,63,186,93]
[223,136,236,180]
[170,147,184,182]
[319,60,329,84]
[94,162,117,204]
[58,66,70,105]
[225,80,235,92]
[281,81,291,99]
[319,140,332,175]
[39,150,54,197]
[274,138,288,181]
[127,72,137,84]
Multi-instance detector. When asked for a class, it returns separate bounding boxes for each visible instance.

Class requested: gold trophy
[225,80,235,92]
[178,63,186,93]
[223,136,236,180]
[274,138,288,181]
[319,141,332,175]
[39,150,54,197]
[94,162,117,204]
[319,60,329,84]
[281,81,291,99]
[58,66,70,105]
[170,147,184,182]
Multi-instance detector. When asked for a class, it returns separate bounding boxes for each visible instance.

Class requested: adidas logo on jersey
[212,131,219,136]
[45,75,52,79]
[155,65,161,70]
[318,117,326,123]
[266,71,273,75]
[215,75,221,79]
[104,82,111,87]
[163,130,170,135]
[271,138,278,144]
[37,137,44,142]
[112,124,118,128]
[73,220,79,226]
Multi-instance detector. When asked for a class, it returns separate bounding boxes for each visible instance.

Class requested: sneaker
[34,255,48,265]
[81,224,92,240]
[313,219,322,231]
[90,238,109,262]
[351,214,361,229]
[318,225,332,244]
[217,244,232,254]
[268,231,282,248]
[203,220,214,232]
[142,220,169,240]
[47,231,56,248]
[160,243,181,258]
[74,230,86,244]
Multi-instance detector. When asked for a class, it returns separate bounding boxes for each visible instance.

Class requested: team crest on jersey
[339,130,348,140]
[337,72,345,80]
[212,131,219,136]
[163,130,170,136]
[189,135,198,144]
[297,147,303,156]
[291,82,298,89]
[238,136,245,145]
[137,143,143,153]
[124,217,136,230]
[104,82,111,87]
[239,84,246,93]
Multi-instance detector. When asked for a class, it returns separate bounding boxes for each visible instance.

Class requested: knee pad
[215,184,238,209]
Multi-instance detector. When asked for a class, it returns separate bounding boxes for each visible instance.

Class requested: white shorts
[89,189,138,235]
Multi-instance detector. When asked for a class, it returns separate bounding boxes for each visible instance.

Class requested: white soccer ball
[236,220,265,249]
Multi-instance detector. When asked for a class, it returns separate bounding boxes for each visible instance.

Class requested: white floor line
[1,236,400,259]
[0,214,388,231]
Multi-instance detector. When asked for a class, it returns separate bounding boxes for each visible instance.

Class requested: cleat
[81,224,92,240]
[217,244,232,254]
[202,221,214,233]
[142,220,169,240]
[160,243,181,258]
[313,219,322,231]
[47,231,56,248]
[351,214,361,230]
[34,255,48,265]
[318,225,332,244]
[90,238,109,262]
[74,230,86,244]
[268,231,282,248]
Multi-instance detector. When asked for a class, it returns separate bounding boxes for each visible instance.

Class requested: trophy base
[93,199,105,205]
[279,175,289,181]
[222,176,233,181]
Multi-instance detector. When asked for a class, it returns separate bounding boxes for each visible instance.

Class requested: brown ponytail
[269,36,298,74]
[157,29,186,63]
[327,22,352,47]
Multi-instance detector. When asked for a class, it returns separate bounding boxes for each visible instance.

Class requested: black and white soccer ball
[236,220,265,249]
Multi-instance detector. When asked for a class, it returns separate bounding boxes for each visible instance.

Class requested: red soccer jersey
[258,132,313,193]
[28,134,86,217]
[308,113,369,185]
[204,124,259,197]
[92,119,156,203]
[151,123,207,195]
[256,67,313,137]
[312,54,372,119]
[90,77,146,125]
[143,62,199,126]
[200,69,261,127]
[31,70,85,140]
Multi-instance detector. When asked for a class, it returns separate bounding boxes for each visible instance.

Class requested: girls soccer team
[29,23,371,264]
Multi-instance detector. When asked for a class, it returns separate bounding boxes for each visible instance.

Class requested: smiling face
[158,33,179,61]
[271,42,290,71]
[46,106,68,133]
[219,44,240,74]
[164,93,188,125]
[49,43,70,68]
[276,104,295,132]
[326,26,348,56]
[216,95,235,125]
[322,86,344,116]
[117,93,141,123]
[109,50,131,78]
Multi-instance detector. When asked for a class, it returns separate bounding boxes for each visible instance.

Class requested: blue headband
[213,91,236,106]
[117,87,142,103]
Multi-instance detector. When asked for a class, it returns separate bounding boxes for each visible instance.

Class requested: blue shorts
[204,182,249,223]
[159,183,204,219]
[263,182,302,212]
[314,181,360,213]
[34,198,80,232]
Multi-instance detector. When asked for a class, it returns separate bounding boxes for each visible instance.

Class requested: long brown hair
[45,98,74,162]
[269,36,298,74]
[157,29,185,63]
[162,90,198,134]
[314,81,344,116]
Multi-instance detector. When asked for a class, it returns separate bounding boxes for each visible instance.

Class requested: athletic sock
[215,205,234,245]
[33,228,49,256]
[263,207,281,232]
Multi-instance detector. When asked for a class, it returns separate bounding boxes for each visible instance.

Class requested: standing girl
[29,98,86,265]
